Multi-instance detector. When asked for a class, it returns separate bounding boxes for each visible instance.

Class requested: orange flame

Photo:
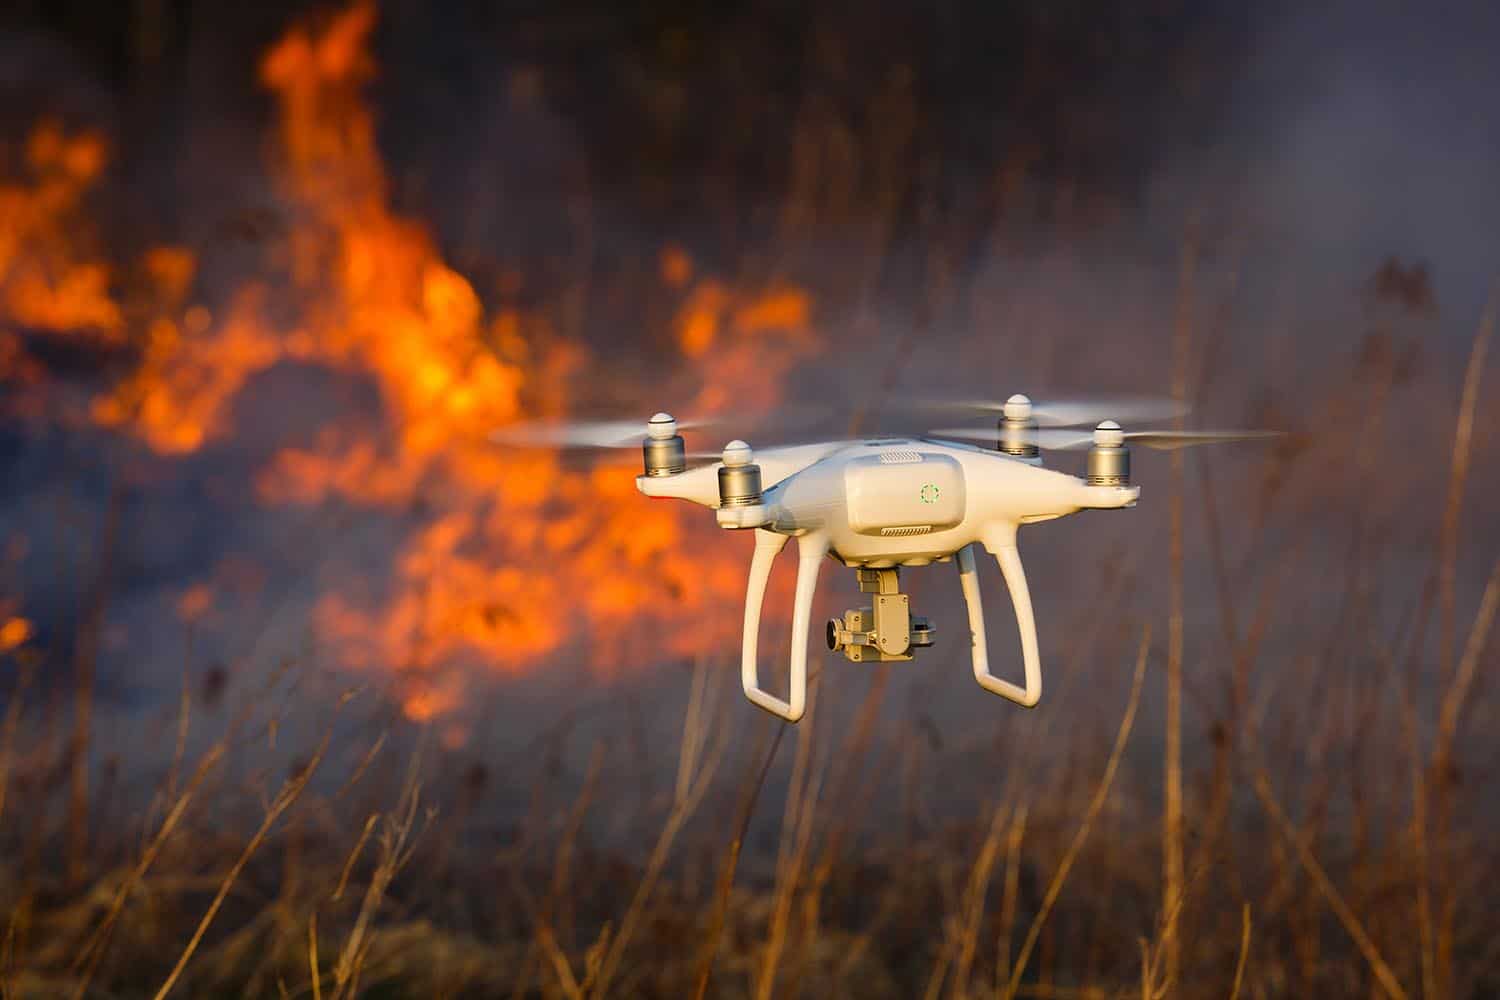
[59,2,818,722]
[0,617,31,653]
[1,122,123,389]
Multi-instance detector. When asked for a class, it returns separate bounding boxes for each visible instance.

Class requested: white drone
[499,395,1276,722]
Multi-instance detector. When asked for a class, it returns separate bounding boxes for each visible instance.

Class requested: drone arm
[741,529,828,722]
[956,525,1042,708]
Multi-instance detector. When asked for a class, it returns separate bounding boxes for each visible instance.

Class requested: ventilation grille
[878,449,923,464]
[880,525,932,537]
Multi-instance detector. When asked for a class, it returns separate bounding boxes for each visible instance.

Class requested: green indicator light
[919,483,940,504]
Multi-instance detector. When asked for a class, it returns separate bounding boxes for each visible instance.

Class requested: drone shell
[640,436,1138,566]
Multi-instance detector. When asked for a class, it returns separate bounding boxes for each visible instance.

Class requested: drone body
[499,394,1274,723]
[637,408,1143,722]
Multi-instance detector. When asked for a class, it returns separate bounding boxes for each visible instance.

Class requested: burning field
[6,1,823,732]
[2,1,1499,997]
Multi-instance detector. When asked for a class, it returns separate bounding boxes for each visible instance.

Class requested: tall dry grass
[2,267,1495,999]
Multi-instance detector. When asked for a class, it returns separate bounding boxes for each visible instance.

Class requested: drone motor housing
[997,393,1041,459]
[714,439,771,529]
[1086,420,1130,486]
[642,412,686,476]
[717,439,763,506]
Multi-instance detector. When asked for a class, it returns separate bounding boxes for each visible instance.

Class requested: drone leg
[741,529,828,722]
[957,528,1042,708]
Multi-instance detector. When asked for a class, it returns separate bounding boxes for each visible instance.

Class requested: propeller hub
[1002,394,1033,422]
[1093,420,1125,448]
[647,412,678,440]
[722,439,753,467]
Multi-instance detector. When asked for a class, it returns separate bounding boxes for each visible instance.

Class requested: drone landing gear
[826,567,935,662]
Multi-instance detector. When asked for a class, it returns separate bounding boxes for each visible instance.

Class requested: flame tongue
[1,2,819,727]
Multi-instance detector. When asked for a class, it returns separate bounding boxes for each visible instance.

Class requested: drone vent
[880,525,932,537]
[878,449,923,464]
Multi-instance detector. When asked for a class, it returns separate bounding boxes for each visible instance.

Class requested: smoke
[1193,0,1499,319]
[0,0,1495,783]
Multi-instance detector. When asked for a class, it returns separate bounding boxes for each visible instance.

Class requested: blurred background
[1,0,1497,996]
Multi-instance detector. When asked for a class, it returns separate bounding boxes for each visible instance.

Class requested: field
[1,1,1498,997]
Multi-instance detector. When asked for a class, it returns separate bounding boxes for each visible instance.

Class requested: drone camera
[826,567,935,662]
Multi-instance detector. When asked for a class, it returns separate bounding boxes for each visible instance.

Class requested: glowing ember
[176,585,215,623]
[0,617,31,654]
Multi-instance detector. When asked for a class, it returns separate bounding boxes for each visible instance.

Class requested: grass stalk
[1437,296,1493,684]
[587,670,729,998]
[1229,903,1251,1000]
[68,488,122,885]
[949,799,1011,998]
[153,732,332,999]
[331,736,427,1000]
[1003,626,1150,999]
[1163,229,1196,991]
[308,911,321,1000]
[996,803,1029,992]
[692,723,787,1000]
[0,660,34,826]
[71,742,227,999]
[753,698,826,1000]
[1251,768,1407,1000]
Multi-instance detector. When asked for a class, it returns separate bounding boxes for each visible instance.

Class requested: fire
[0,123,120,340]
[0,616,31,654]
[14,2,819,722]
[176,584,215,623]
[1,122,123,390]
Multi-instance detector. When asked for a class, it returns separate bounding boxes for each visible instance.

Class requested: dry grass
[4,512,1488,998]
[2,414,1496,993]
[5,338,1495,998]
[0,478,1496,998]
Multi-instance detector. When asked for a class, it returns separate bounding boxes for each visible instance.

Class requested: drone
[498,395,1276,722]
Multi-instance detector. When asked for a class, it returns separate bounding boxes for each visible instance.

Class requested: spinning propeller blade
[491,417,711,450]
[1111,429,1284,451]
[919,394,1188,427]
[491,405,833,452]
[927,426,1281,451]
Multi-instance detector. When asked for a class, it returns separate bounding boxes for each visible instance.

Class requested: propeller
[490,413,713,450]
[1069,427,1282,451]
[918,393,1189,427]
[491,404,834,452]
[927,422,1280,451]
